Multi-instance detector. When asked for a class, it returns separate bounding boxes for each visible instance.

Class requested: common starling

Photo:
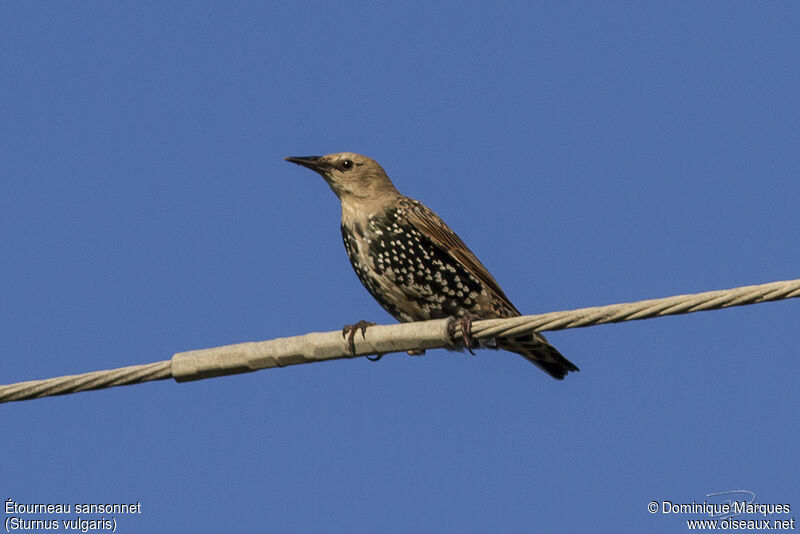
[285,152,579,379]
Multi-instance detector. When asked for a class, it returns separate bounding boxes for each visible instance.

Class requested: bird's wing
[403,198,521,315]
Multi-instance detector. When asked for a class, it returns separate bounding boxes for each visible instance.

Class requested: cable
[2,278,798,404]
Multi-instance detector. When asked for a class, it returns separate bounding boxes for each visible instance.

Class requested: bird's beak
[285,156,326,172]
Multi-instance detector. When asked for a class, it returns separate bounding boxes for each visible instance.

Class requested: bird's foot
[369,349,424,361]
[447,315,476,355]
[342,320,377,356]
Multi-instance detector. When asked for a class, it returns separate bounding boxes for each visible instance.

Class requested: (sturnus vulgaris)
[285,152,579,379]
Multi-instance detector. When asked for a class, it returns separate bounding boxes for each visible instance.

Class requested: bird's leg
[447,315,477,355]
[342,320,377,357]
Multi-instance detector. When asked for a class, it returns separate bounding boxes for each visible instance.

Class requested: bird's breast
[340,207,491,322]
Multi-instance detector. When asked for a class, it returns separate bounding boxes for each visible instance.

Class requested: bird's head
[285,152,400,202]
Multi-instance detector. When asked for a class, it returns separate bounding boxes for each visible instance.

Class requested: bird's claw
[448,315,476,355]
[342,320,377,356]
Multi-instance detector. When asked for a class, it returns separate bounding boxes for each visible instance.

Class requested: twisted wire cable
[0,361,171,403]
[469,279,800,338]
[2,278,798,404]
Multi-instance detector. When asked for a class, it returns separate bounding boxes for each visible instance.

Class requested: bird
[285,152,579,379]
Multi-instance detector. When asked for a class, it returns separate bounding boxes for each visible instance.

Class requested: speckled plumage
[341,199,491,322]
[286,152,579,379]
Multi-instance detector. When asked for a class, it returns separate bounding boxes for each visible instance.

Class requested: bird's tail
[497,332,579,380]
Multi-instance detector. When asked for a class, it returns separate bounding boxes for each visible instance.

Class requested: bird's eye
[341,159,354,170]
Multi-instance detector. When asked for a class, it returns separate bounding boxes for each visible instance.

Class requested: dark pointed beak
[285,155,325,171]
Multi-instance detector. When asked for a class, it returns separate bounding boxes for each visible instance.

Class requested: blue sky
[2,2,798,532]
